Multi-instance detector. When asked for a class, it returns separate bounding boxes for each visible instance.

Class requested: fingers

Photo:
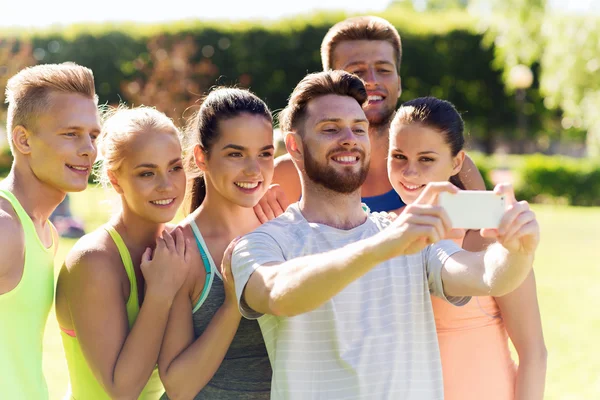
[221,237,240,282]
[494,182,517,207]
[262,201,276,221]
[155,234,166,251]
[414,182,459,206]
[162,229,175,251]
[173,227,185,256]
[447,228,466,240]
[409,224,444,246]
[254,204,269,224]
[498,200,530,236]
[404,214,448,243]
[500,209,537,243]
[142,247,152,262]
[184,238,191,263]
[272,184,291,211]
[404,204,453,234]
[267,193,285,217]
[480,228,499,239]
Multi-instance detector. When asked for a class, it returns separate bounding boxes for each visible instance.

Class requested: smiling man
[0,63,100,399]
[269,16,485,216]
[231,70,540,399]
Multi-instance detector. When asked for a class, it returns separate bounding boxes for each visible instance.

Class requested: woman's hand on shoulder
[220,237,241,308]
[141,228,191,303]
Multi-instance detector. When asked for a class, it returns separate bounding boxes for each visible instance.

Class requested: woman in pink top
[387,97,547,400]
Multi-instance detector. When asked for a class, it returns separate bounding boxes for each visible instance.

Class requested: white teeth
[333,156,358,163]
[235,182,259,189]
[70,165,87,171]
[403,183,422,190]
[368,95,383,101]
[151,199,174,205]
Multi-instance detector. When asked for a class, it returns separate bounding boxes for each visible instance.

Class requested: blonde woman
[55,107,191,399]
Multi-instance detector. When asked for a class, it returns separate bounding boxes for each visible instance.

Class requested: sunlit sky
[0,0,597,28]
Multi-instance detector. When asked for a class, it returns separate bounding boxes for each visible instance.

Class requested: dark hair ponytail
[392,96,466,189]
[183,87,272,214]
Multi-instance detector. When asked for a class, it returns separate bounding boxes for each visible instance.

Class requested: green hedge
[469,152,600,206]
[514,155,600,206]
[1,9,560,149]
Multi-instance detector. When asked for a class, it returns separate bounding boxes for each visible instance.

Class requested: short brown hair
[4,62,97,151]
[321,16,402,72]
[279,70,367,134]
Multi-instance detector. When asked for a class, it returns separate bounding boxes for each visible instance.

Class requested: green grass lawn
[25,188,600,399]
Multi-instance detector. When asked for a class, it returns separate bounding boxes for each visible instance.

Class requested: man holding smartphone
[230,70,540,399]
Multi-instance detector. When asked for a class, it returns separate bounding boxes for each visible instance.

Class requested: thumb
[494,183,516,208]
[141,247,153,263]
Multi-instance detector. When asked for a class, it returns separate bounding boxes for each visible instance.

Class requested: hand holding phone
[439,190,506,230]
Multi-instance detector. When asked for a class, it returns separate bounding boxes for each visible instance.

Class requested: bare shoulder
[273,154,301,200]
[0,200,25,277]
[63,229,123,286]
[459,154,486,190]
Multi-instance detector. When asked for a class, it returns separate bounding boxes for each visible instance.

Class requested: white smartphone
[438,190,506,230]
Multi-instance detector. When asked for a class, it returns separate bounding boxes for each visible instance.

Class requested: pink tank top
[432,295,517,400]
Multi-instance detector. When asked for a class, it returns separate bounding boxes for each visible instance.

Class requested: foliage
[0,38,37,137]
[478,0,600,156]
[539,14,600,156]
[1,10,560,150]
[514,154,600,206]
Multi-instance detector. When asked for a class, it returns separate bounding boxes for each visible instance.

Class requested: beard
[303,145,370,194]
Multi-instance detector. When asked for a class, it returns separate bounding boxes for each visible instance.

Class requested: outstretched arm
[236,184,466,318]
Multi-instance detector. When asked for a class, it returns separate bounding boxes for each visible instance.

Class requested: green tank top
[61,225,164,399]
[0,189,56,400]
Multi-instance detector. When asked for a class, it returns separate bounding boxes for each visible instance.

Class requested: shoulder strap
[105,226,139,314]
[189,219,218,313]
[0,188,55,252]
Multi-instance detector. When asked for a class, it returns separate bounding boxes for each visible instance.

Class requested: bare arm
[496,272,547,400]
[158,243,241,399]
[238,185,467,318]
[65,230,189,399]
[241,234,386,317]
[459,154,487,190]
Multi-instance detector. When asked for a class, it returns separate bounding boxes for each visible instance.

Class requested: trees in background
[0,39,36,144]
[478,0,600,156]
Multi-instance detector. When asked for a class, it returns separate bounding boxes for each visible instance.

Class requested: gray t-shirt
[232,203,470,400]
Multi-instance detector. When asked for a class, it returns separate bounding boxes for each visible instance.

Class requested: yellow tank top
[61,225,164,399]
[0,189,56,400]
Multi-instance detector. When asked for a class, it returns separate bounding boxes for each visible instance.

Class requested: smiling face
[332,40,401,129]
[198,113,274,208]
[111,129,186,223]
[388,123,465,204]
[294,94,370,194]
[24,91,100,193]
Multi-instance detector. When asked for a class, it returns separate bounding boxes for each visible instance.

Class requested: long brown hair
[184,87,272,214]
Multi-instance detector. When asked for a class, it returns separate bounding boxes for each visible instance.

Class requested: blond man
[0,63,100,399]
